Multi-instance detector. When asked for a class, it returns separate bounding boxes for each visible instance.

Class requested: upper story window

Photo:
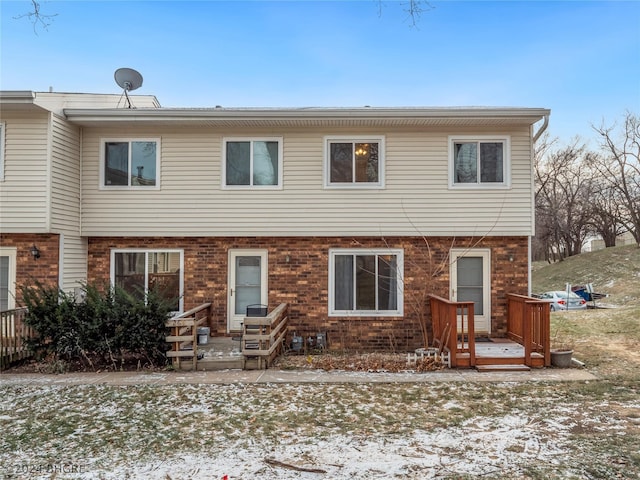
[449,136,510,188]
[328,248,403,317]
[0,122,5,181]
[223,137,283,189]
[101,139,160,189]
[324,136,385,188]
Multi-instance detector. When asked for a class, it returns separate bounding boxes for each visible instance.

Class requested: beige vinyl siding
[50,116,87,292]
[50,114,81,233]
[59,234,88,293]
[81,126,534,237]
[0,112,50,232]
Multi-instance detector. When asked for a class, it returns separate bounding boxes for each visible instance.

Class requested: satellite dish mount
[114,68,143,108]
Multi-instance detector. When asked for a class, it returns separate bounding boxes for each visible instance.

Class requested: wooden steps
[196,357,244,371]
[476,364,531,372]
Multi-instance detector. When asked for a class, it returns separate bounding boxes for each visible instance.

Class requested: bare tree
[18,1,432,33]
[14,0,57,33]
[399,0,434,28]
[532,133,558,261]
[377,1,434,27]
[588,174,627,247]
[592,112,640,247]
[535,140,597,260]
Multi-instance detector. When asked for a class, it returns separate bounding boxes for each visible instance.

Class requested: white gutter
[64,106,551,120]
[0,91,36,102]
[63,107,551,130]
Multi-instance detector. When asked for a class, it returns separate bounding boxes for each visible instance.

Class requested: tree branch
[13,0,57,33]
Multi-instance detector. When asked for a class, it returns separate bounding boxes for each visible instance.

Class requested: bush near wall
[20,282,172,369]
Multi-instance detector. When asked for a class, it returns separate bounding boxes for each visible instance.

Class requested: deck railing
[428,295,475,368]
[242,303,289,369]
[506,294,551,367]
[165,302,212,369]
[0,308,35,371]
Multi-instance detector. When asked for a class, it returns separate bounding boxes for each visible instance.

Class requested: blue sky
[1,1,639,146]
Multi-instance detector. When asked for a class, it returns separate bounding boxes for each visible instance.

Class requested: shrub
[20,281,172,369]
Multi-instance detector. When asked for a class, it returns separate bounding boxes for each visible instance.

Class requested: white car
[539,291,588,311]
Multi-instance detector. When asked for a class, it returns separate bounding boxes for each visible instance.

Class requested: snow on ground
[1,381,638,479]
[77,417,569,480]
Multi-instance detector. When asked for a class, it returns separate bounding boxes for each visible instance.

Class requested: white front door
[450,248,491,334]
[228,249,268,332]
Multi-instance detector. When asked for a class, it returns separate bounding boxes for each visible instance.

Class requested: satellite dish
[114,68,143,108]
[115,68,143,91]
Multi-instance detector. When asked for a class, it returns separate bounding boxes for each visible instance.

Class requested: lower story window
[111,249,183,312]
[329,249,403,316]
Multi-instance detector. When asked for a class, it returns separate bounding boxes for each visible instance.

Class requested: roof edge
[0,91,37,103]
[64,106,551,123]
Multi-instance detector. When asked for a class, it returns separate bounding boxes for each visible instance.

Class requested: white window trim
[109,248,184,313]
[222,137,284,190]
[0,247,17,311]
[323,135,386,189]
[448,135,511,189]
[0,121,5,181]
[100,138,161,190]
[328,248,403,317]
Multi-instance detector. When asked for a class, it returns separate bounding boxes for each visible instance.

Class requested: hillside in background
[532,244,640,307]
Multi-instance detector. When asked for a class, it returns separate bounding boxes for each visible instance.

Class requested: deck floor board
[472,340,525,359]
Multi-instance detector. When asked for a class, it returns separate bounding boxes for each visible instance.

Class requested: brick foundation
[87,236,529,351]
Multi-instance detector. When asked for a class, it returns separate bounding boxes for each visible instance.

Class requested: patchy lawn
[1,379,639,479]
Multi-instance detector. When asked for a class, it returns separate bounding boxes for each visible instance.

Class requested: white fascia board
[0,91,36,102]
[63,106,551,128]
[0,91,47,112]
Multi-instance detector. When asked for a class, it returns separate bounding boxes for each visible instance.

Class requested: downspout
[79,127,87,291]
[529,114,549,296]
[532,114,549,143]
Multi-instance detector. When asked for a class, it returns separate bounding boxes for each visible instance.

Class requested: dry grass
[532,244,640,306]
[1,379,638,479]
[534,244,640,382]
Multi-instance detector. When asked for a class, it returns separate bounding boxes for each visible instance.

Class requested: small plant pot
[550,349,573,368]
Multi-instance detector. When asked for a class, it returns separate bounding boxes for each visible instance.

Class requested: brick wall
[87,236,529,351]
[0,233,60,306]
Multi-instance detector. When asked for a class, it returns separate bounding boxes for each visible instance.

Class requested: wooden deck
[429,294,551,370]
[475,338,525,358]
[456,338,545,370]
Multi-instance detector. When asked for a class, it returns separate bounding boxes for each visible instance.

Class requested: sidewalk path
[0,367,597,386]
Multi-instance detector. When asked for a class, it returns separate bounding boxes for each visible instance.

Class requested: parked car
[538,291,588,311]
